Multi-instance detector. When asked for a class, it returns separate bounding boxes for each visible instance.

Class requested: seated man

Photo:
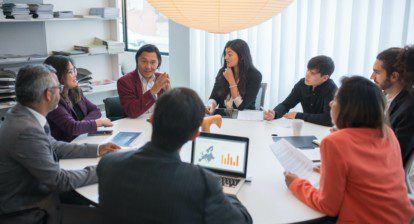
[117,44,171,118]
[371,47,414,165]
[264,55,337,126]
[0,65,120,224]
[98,88,252,224]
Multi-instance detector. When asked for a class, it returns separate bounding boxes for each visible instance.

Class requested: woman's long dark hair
[335,76,387,136]
[44,55,82,105]
[214,39,255,99]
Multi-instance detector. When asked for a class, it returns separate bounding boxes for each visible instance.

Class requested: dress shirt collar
[25,106,47,128]
[137,69,156,85]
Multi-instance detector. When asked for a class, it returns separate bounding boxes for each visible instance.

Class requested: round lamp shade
[147,0,293,34]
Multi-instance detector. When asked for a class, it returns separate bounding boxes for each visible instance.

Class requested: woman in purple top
[44,55,113,142]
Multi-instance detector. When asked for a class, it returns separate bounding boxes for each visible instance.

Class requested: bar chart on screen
[221,154,239,166]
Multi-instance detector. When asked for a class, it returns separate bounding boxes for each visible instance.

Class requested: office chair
[103,96,125,121]
[255,83,268,110]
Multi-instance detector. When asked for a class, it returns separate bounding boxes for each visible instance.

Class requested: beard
[378,78,393,91]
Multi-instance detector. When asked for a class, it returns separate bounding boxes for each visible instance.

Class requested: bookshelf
[0,0,122,115]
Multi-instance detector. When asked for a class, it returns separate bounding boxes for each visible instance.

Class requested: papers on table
[270,139,320,187]
[237,110,263,121]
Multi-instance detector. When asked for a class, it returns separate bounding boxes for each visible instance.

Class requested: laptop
[191,132,249,195]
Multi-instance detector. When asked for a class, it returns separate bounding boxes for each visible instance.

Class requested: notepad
[237,110,263,121]
[270,139,320,187]
[272,136,318,149]
[109,132,141,147]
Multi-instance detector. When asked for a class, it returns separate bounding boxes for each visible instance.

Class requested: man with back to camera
[371,47,414,165]
[0,65,120,224]
[117,44,171,118]
[264,55,337,126]
[98,88,252,224]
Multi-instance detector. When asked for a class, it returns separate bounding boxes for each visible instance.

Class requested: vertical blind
[189,0,414,108]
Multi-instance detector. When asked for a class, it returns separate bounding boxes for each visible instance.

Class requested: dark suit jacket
[0,104,98,223]
[117,69,164,118]
[388,90,414,165]
[98,142,252,224]
[209,67,262,110]
[47,95,101,142]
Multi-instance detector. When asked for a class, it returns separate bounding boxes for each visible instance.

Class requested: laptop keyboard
[220,176,241,188]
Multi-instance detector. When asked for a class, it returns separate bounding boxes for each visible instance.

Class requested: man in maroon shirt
[117,44,170,118]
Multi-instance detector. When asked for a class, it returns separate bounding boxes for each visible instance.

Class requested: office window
[122,0,169,54]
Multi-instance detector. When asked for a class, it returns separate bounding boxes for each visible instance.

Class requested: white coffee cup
[291,119,304,136]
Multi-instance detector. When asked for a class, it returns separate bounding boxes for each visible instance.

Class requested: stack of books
[94,37,125,54]
[77,68,93,93]
[89,7,118,19]
[0,70,16,106]
[2,3,31,20]
[28,4,53,19]
[53,11,74,18]
[74,43,107,55]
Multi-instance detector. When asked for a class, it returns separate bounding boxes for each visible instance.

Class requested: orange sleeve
[289,137,348,217]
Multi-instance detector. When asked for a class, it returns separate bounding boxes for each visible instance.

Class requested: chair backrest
[255,83,268,110]
[103,96,125,121]
[405,150,414,194]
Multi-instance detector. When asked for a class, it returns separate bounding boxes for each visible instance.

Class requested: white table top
[60,116,330,224]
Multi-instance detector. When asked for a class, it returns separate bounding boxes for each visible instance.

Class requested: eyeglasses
[49,85,64,93]
[67,67,77,76]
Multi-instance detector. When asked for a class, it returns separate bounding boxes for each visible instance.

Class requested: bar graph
[221,154,239,166]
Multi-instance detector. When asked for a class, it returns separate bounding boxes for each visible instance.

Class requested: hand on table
[264,110,275,121]
[98,142,121,156]
[96,118,113,127]
[283,112,297,119]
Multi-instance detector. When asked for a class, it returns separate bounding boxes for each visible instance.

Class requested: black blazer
[388,90,414,165]
[209,67,262,110]
[97,142,252,224]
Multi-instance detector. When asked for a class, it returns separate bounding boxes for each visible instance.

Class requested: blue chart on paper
[110,132,141,147]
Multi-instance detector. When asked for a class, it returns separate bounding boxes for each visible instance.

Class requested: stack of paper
[76,68,93,93]
[94,37,124,54]
[270,138,320,187]
[2,3,31,20]
[28,4,53,19]
[237,110,264,121]
[0,70,16,105]
[74,44,107,55]
[53,11,74,18]
[89,7,119,19]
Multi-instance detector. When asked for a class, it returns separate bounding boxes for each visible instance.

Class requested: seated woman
[206,39,262,115]
[284,76,414,223]
[44,55,112,142]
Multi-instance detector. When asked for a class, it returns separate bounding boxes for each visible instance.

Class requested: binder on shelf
[53,11,74,18]
[89,7,119,19]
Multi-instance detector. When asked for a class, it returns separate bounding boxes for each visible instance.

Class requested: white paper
[237,110,263,121]
[270,139,320,187]
[300,148,321,162]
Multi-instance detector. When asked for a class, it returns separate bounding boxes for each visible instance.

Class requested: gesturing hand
[151,73,170,94]
[223,67,236,86]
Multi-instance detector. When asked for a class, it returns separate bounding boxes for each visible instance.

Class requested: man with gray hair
[0,65,120,224]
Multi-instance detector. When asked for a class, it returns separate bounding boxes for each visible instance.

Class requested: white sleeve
[233,96,243,107]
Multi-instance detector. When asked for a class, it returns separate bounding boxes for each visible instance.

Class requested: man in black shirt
[264,55,337,126]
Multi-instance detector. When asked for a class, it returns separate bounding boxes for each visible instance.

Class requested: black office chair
[255,83,268,110]
[103,96,125,121]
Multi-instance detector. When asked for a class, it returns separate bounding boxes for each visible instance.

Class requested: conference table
[60,115,331,223]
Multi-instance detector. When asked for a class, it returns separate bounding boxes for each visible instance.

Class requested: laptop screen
[192,133,248,176]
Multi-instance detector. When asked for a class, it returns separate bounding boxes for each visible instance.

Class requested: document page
[270,139,320,187]
[237,110,263,121]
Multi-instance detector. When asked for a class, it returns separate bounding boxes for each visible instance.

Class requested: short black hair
[307,55,335,77]
[335,76,386,135]
[135,44,162,69]
[376,47,402,77]
[151,88,205,152]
